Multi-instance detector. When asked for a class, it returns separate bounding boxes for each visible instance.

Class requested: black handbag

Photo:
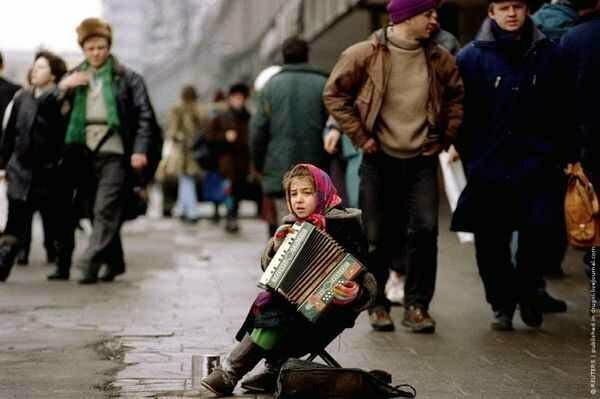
[275,359,416,399]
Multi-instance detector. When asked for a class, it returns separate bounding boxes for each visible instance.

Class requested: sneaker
[535,289,567,313]
[491,311,514,331]
[385,272,404,305]
[369,307,395,332]
[402,305,435,333]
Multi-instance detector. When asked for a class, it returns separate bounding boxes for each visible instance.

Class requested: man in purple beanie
[324,0,464,333]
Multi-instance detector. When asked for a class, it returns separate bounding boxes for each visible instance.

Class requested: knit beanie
[387,0,437,24]
[76,17,112,47]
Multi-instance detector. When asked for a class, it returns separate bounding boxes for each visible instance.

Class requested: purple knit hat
[387,0,437,24]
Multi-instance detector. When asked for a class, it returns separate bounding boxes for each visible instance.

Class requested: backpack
[565,162,600,248]
[274,358,416,399]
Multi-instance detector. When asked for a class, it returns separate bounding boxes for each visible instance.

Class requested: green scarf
[65,57,121,144]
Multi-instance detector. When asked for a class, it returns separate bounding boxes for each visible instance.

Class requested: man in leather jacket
[58,17,161,284]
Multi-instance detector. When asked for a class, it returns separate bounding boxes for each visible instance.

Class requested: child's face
[289,177,318,219]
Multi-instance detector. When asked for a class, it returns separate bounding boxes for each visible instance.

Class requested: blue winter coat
[559,11,600,183]
[451,18,566,232]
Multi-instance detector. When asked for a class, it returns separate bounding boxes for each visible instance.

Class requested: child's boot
[201,336,265,395]
[241,357,284,393]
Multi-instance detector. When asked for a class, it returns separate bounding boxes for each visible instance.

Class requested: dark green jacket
[250,63,328,195]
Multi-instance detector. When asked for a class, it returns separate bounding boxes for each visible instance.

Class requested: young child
[201,163,376,395]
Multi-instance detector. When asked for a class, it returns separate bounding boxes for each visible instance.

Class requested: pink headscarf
[287,164,342,230]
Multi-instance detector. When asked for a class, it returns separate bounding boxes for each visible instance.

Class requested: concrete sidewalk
[0,206,593,398]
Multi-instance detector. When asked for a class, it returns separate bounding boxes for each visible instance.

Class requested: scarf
[287,163,342,230]
[65,57,120,144]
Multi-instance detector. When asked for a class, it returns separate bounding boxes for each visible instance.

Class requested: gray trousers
[78,154,127,276]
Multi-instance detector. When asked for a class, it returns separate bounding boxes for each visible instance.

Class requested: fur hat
[76,17,112,47]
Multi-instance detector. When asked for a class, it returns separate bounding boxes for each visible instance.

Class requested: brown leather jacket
[323,29,464,149]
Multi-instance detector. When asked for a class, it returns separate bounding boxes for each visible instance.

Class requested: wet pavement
[0,202,594,398]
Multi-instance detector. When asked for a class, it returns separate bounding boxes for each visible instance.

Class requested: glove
[272,224,292,253]
[332,280,360,306]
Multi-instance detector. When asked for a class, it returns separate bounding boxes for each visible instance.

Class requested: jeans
[359,152,439,311]
[176,174,200,218]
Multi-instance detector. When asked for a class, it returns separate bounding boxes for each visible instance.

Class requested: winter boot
[47,260,71,281]
[241,357,284,393]
[201,336,265,395]
[0,236,20,282]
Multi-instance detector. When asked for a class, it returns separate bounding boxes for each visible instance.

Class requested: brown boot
[402,305,436,333]
[201,336,265,395]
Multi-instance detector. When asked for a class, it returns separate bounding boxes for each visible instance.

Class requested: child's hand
[272,225,292,252]
[332,281,360,305]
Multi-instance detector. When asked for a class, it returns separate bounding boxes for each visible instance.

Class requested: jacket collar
[371,28,444,58]
[279,63,327,77]
[73,55,125,77]
[474,17,547,48]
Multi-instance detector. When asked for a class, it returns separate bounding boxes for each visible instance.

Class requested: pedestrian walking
[323,0,464,333]
[163,85,207,223]
[207,83,251,233]
[0,51,69,282]
[58,17,162,284]
[560,0,600,305]
[451,0,567,330]
[250,37,329,237]
[0,51,21,130]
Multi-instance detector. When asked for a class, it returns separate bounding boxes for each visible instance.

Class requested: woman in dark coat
[0,51,69,282]
[206,83,251,233]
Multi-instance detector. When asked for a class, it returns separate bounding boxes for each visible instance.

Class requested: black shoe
[79,275,98,284]
[0,239,19,282]
[519,298,543,328]
[180,215,200,224]
[535,290,567,313]
[225,219,239,233]
[16,251,29,266]
[47,269,70,280]
[491,311,514,331]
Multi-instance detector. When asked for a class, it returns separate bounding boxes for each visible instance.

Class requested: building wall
[102,0,489,118]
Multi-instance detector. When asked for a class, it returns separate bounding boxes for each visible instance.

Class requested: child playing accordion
[201,163,376,395]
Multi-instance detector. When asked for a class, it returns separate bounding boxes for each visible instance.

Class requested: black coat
[0,89,66,201]
[65,56,162,184]
[560,11,600,188]
[0,77,20,131]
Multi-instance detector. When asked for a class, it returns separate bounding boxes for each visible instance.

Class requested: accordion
[259,222,366,323]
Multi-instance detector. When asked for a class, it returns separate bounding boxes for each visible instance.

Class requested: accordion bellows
[259,222,366,322]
